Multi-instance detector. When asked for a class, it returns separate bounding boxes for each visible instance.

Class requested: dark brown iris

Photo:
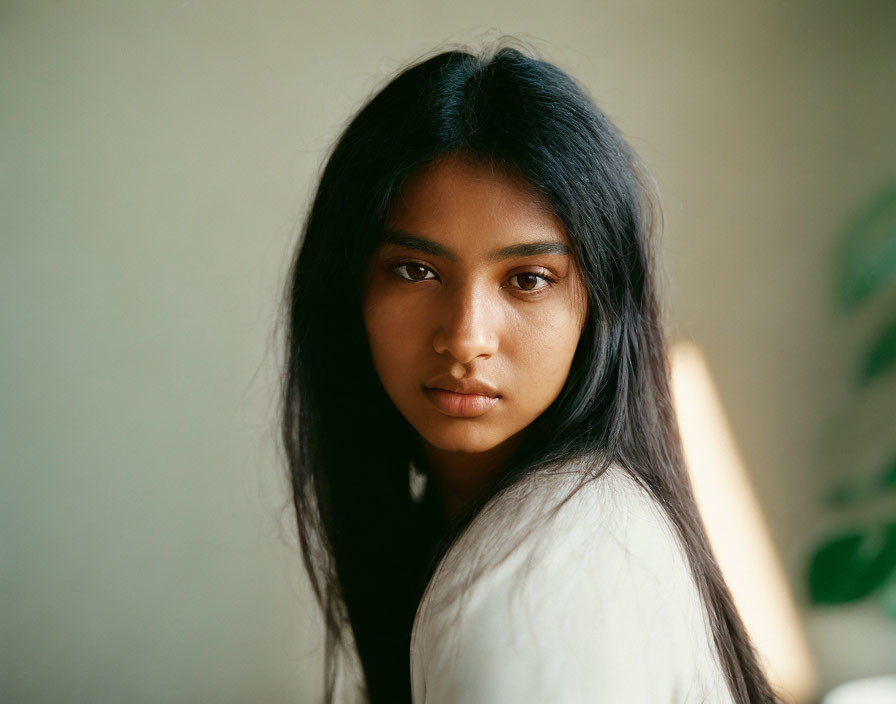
[517,273,539,290]
[406,264,428,281]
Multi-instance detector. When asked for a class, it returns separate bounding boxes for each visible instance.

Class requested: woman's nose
[432,283,500,364]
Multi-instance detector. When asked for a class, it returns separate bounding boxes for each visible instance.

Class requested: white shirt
[408,461,735,703]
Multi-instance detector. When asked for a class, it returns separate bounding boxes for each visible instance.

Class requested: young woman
[280,42,782,704]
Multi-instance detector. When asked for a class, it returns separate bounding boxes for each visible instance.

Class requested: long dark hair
[280,40,781,704]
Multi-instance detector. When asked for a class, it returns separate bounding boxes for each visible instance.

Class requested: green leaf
[860,315,896,384]
[807,522,896,603]
[826,456,896,507]
[884,457,896,489]
[881,570,896,622]
[827,476,882,507]
[834,185,896,311]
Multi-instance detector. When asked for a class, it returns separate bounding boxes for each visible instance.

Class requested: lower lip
[423,387,500,417]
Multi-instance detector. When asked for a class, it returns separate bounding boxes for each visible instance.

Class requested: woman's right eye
[391,262,437,282]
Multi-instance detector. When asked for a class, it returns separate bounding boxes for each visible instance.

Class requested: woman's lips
[422,387,500,417]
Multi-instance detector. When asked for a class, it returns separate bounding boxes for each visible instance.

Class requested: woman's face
[362,155,588,458]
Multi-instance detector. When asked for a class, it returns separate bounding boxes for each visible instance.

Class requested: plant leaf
[827,477,878,507]
[884,457,896,489]
[807,521,896,603]
[827,456,896,507]
[834,185,896,312]
[881,570,896,622]
[860,314,896,384]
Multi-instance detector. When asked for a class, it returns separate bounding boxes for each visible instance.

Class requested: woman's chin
[417,428,506,456]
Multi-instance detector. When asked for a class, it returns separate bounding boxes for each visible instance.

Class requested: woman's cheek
[366,297,423,376]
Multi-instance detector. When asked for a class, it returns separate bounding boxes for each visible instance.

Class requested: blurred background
[2,1,895,702]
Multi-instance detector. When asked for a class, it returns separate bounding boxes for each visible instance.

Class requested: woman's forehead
[378,227,571,264]
[384,156,570,257]
[391,154,552,217]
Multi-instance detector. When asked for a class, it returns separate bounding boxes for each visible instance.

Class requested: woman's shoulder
[418,458,682,603]
[411,458,733,703]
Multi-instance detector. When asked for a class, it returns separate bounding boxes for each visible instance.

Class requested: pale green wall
[2,1,894,702]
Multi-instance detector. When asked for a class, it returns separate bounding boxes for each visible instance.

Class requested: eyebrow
[380,229,571,262]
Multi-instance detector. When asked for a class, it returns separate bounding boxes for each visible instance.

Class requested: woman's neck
[417,434,523,522]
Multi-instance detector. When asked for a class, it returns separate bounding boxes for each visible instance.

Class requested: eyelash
[389,260,559,295]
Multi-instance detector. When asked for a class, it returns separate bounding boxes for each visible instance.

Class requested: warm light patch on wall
[669,339,818,704]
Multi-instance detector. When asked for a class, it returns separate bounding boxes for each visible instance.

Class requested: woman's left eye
[508,271,557,293]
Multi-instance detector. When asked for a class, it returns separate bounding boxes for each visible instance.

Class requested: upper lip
[423,376,500,397]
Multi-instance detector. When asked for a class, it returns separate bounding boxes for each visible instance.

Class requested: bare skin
[417,432,523,522]
[362,155,588,522]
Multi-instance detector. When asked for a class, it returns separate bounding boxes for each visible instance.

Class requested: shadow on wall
[675,185,896,704]
[670,340,817,703]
